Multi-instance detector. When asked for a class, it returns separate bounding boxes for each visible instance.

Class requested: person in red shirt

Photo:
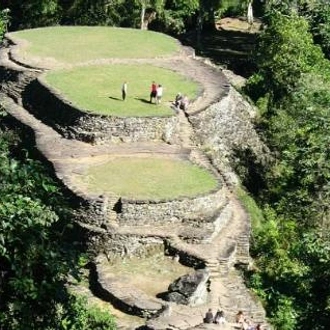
[150,81,157,103]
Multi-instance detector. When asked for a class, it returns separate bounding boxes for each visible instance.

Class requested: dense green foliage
[243,6,330,330]
[0,8,10,38]
[0,0,254,35]
[0,0,201,33]
[305,1,330,57]
[0,116,116,329]
[245,12,326,102]
[154,0,199,35]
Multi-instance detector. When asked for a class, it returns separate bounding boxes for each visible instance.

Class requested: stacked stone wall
[73,194,110,228]
[90,233,165,261]
[0,65,37,102]
[189,87,270,186]
[22,77,180,144]
[119,186,226,225]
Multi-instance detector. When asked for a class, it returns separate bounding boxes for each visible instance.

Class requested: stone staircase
[104,193,121,228]
[204,259,220,279]
[213,270,266,324]
[176,109,194,148]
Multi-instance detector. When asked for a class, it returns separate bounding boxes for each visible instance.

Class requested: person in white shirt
[156,84,163,104]
[122,81,127,101]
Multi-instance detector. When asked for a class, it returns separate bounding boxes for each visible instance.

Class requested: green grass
[11,26,180,63]
[44,64,199,116]
[82,157,218,200]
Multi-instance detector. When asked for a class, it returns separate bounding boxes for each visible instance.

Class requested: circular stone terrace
[0,26,267,329]
[6,26,230,204]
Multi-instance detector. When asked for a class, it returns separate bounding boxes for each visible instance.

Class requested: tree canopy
[242,6,330,329]
[0,115,116,329]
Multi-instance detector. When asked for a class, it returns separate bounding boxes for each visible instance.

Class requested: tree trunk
[140,4,146,29]
[247,1,254,26]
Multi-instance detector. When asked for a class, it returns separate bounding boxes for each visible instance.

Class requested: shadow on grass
[135,97,152,104]
[109,96,122,101]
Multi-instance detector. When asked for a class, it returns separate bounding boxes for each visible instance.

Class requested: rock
[164,268,210,306]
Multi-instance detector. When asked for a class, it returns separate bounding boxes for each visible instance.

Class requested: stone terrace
[0,29,270,330]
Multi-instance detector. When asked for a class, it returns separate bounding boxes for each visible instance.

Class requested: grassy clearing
[44,64,199,116]
[12,26,180,63]
[105,253,192,297]
[82,157,218,200]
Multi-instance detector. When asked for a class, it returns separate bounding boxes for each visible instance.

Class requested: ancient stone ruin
[0,28,271,330]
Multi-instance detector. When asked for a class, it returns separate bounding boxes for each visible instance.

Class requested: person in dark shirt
[203,308,214,323]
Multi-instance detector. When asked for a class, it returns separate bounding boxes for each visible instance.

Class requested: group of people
[121,81,163,103]
[203,308,226,325]
[150,81,163,104]
[203,309,262,329]
[121,81,189,111]
[236,311,261,330]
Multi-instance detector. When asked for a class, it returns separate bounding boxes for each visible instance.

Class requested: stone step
[205,261,219,266]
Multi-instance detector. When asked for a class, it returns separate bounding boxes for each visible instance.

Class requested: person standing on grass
[156,84,163,104]
[150,81,157,103]
[122,81,128,101]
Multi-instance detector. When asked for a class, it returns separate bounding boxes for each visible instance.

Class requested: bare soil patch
[216,17,262,34]
[106,253,192,297]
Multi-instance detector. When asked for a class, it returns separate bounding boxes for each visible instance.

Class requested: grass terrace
[10,26,180,64]
[44,64,199,116]
[81,157,218,200]
[104,253,192,297]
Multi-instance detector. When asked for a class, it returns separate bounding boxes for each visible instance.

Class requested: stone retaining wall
[165,245,205,269]
[70,163,225,230]
[73,193,110,228]
[22,77,180,144]
[0,65,37,102]
[189,87,270,186]
[91,233,165,260]
[118,186,226,225]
